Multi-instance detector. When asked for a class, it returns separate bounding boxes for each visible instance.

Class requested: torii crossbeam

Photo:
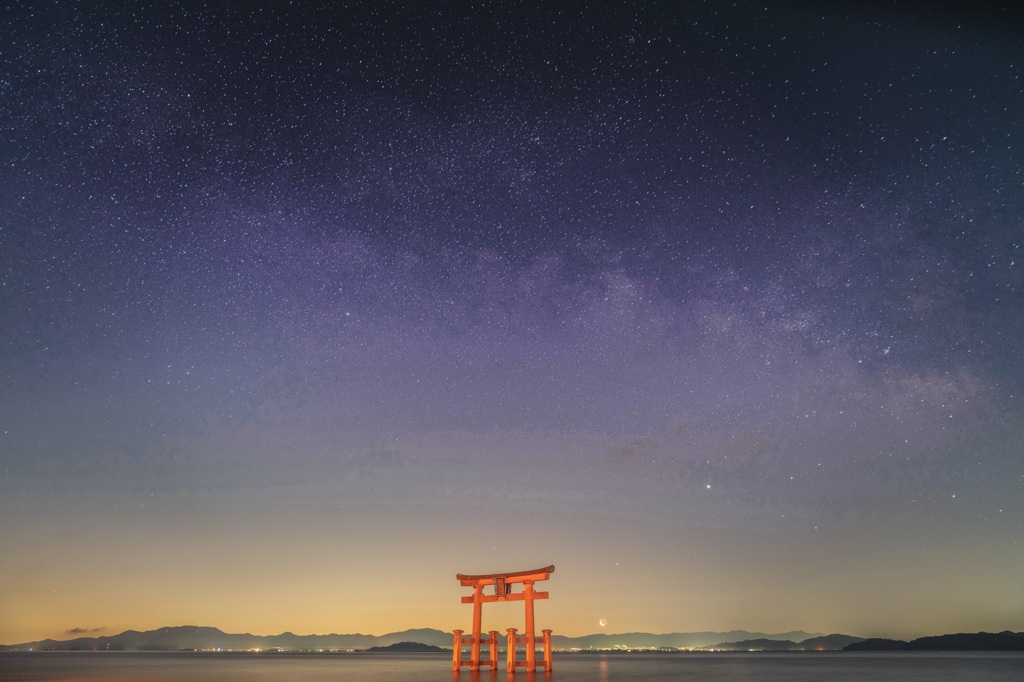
[452,565,555,673]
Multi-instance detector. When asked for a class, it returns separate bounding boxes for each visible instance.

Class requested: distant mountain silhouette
[708,638,798,651]
[549,630,822,650]
[3,626,822,652]
[8,626,1019,653]
[799,634,866,650]
[845,632,1024,651]
[906,631,1024,651]
[365,641,447,652]
[845,637,907,651]
[1,625,453,652]
[705,634,863,651]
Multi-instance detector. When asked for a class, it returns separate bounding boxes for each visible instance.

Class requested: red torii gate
[452,565,554,673]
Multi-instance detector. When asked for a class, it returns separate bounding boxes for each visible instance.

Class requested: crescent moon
[599,618,607,627]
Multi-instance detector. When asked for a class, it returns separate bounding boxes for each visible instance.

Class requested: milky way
[2,2,1022,642]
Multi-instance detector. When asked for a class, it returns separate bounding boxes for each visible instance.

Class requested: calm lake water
[1,651,1022,681]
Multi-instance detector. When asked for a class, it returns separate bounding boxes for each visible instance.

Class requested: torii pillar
[452,565,554,673]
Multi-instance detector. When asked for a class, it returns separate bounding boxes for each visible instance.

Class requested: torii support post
[542,629,552,671]
[524,580,536,670]
[506,627,553,673]
[506,628,518,673]
[451,629,499,672]
[453,565,555,674]
[451,630,462,671]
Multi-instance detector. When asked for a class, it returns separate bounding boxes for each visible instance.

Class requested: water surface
[2,651,1022,681]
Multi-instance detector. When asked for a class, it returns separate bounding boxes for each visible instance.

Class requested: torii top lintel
[456,565,555,587]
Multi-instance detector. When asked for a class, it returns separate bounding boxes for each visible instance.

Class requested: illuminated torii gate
[452,565,554,673]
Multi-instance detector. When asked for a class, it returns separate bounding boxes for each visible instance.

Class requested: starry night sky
[2,1,1022,644]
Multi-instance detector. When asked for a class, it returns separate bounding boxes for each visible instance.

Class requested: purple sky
[2,1,1022,644]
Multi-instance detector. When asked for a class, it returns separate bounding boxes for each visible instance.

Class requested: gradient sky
[2,1,1022,645]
